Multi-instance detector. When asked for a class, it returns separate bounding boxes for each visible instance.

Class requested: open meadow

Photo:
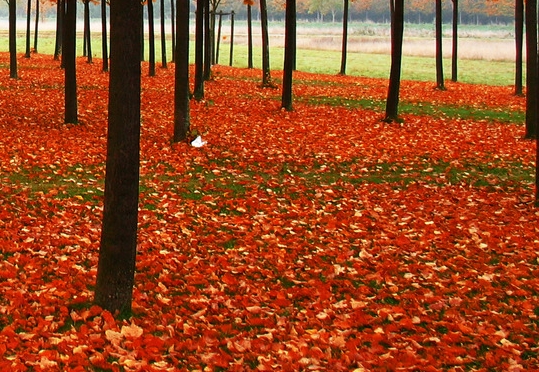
[0,46,538,370]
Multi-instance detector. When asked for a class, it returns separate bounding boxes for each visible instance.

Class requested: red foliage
[0,53,537,370]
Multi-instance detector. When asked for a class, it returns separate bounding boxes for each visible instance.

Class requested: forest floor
[0,53,538,371]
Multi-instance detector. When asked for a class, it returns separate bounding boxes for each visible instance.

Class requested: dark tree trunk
[260,0,272,86]
[101,0,109,72]
[210,8,216,65]
[54,0,63,61]
[194,0,205,99]
[148,0,156,76]
[94,0,142,316]
[25,0,32,58]
[339,0,348,75]
[216,11,222,64]
[384,0,404,122]
[281,0,295,111]
[174,0,190,142]
[171,0,176,63]
[160,0,167,68]
[9,0,17,79]
[84,0,92,63]
[247,4,253,69]
[525,0,537,139]
[203,0,212,80]
[451,0,458,82]
[229,11,234,66]
[435,0,445,90]
[33,0,39,53]
[141,4,145,62]
[515,0,524,95]
[64,0,78,123]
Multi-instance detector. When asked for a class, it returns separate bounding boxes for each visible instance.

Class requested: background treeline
[0,0,515,26]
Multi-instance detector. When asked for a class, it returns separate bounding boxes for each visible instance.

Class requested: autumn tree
[83,0,93,64]
[25,0,32,58]
[204,0,211,80]
[260,0,273,86]
[64,0,78,123]
[101,0,109,72]
[514,0,523,95]
[8,0,17,79]
[339,0,349,75]
[245,0,254,68]
[170,0,176,63]
[282,0,295,111]
[148,0,156,76]
[451,0,458,82]
[384,0,404,122]
[95,0,142,315]
[33,0,39,53]
[54,0,63,60]
[194,0,205,99]
[160,0,167,68]
[174,0,190,142]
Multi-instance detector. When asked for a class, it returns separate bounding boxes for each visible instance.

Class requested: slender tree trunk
[54,0,63,61]
[515,0,524,95]
[84,0,92,63]
[229,11,234,66]
[33,0,39,53]
[148,0,156,76]
[260,0,272,86]
[339,0,348,75]
[141,4,145,62]
[216,11,222,64]
[64,0,78,124]
[174,0,190,142]
[160,0,167,68]
[9,0,17,79]
[95,0,142,316]
[203,0,212,80]
[25,0,32,58]
[247,4,253,68]
[171,0,176,63]
[101,0,109,72]
[210,7,216,65]
[525,0,537,139]
[194,0,205,99]
[451,0,458,82]
[281,0,295,111]
[384,0,404,122]
[435,0,445,90]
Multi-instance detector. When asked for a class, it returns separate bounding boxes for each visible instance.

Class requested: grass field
[0,19,520,86]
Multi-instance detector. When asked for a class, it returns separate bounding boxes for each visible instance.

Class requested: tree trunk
[95,0,142,316]
[194,0,205,99]
[171,0,176,63]
[339,0,349,75]
[216,12,222,64]
[525,0,537,139]
[64,0,78,123]
[260,0,272,86]
[54,0,63,60]
[451,0,458,82]
[25,0,32,58]
[101,0,109,72]
[141,5,145,61]
[9,0,17,79]
[247,4,253,69]
[515,0,524,95]
[203,0,212,80]
[84,0,93,63]
[174,0,190,142]
[148,0,156,76]
[281,0,295,111]
[435,0,445,90]
[384,0,404,122]
[229,11,234,66]
[160,0,167,68]
[33,0,39,53]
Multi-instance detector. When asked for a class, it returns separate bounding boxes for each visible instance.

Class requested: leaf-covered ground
[0,53,538,371]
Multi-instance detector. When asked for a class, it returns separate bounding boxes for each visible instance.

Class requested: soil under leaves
[0,53,538,371]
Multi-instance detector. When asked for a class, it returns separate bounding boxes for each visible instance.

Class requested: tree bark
[160,0,167,68]
[525,0,537,139]
[25,0,32,58]
[54,0,63,61]
[101,0,109,72]
[260,0,272,86]
[203,0,212,80]
[339,0,349,75]
[64,0,78,123]
[194,0,205,99]
[84,0,93,63]
[281,0,295,111]
[33,0,39,53]
[247,4,253,69]
[451,0,458,82]
[148,0,156,76]
[515,0,524,95]
[384,0,404,122]
[95,0,142,316]
[174,0,190,142]
[171,0,176,63]
[9,0,17,79]
[435,0,445,90]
